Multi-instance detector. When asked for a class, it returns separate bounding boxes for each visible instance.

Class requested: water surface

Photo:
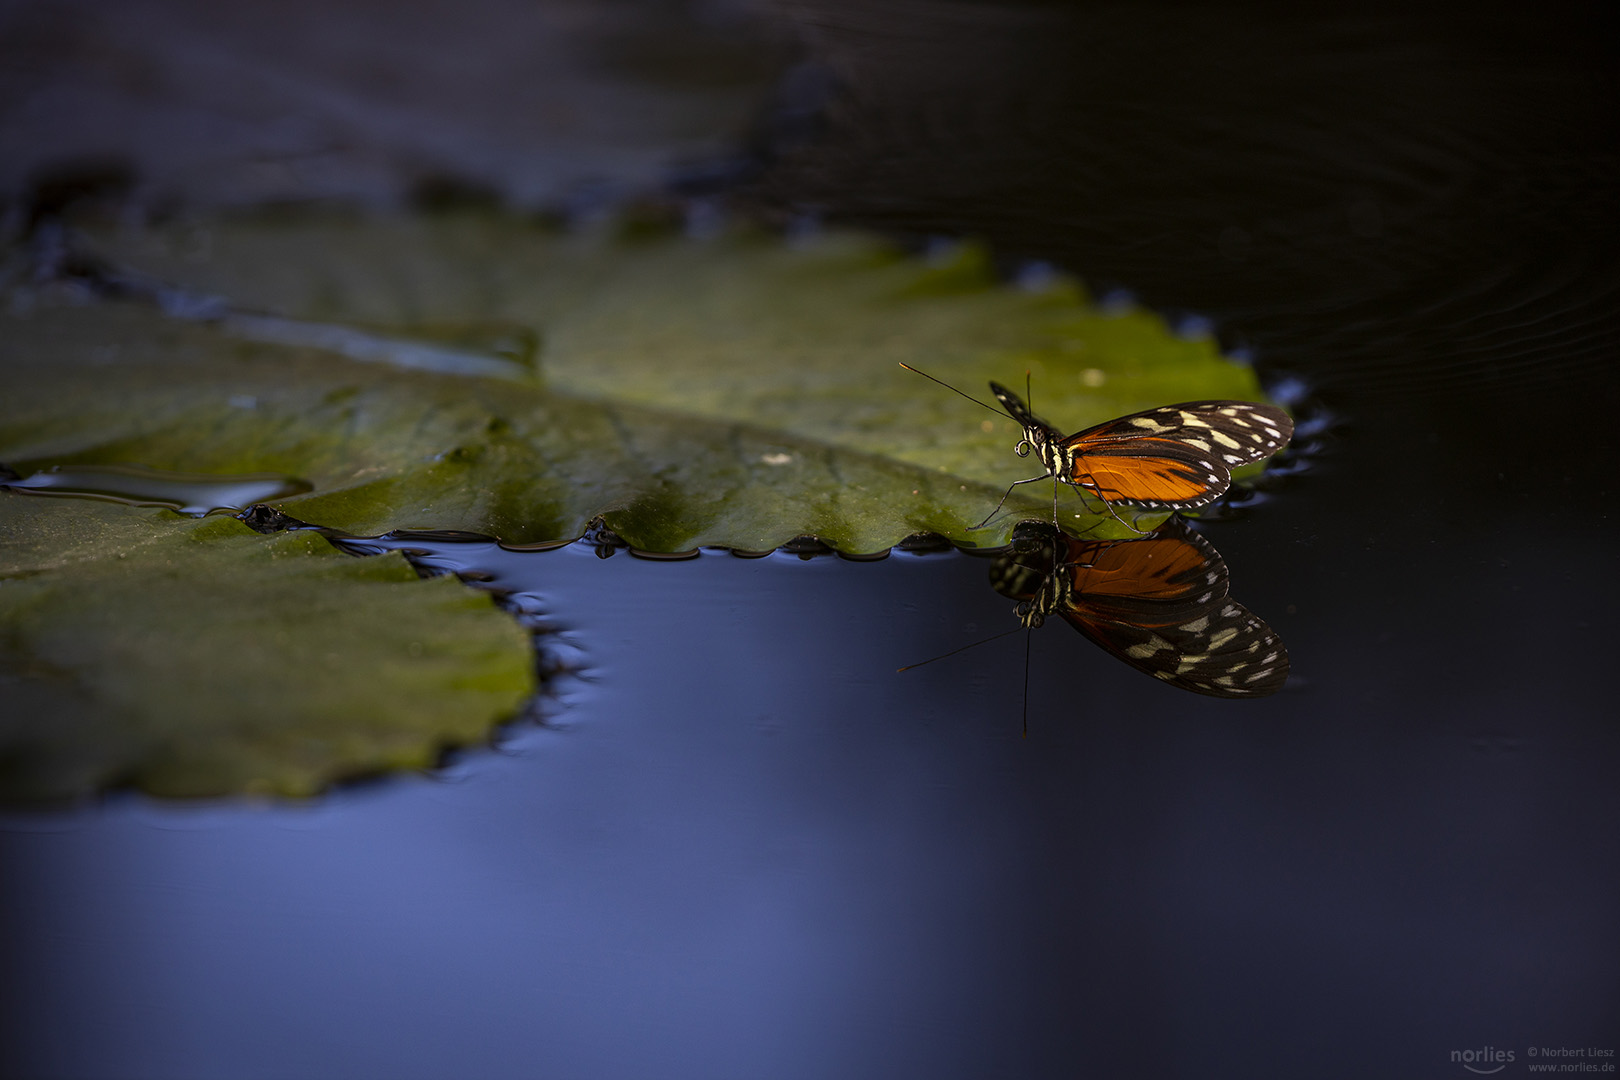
[3,0,1617,1076]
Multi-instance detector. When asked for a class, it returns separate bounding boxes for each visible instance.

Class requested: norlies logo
[1453,1047,1516,1074]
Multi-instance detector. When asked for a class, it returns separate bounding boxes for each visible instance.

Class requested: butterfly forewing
[988,382,1057,439]
[1062,400,1294,509]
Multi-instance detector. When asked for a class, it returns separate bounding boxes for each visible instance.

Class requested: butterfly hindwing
[1064,595,1289,699]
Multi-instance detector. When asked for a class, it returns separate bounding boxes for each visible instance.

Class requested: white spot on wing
[1126,635,1173,658]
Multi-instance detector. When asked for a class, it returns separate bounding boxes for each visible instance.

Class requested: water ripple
[750,3,1618,409]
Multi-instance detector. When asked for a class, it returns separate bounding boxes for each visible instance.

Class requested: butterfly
[990,517,1288,698]
[900,364,1293,530]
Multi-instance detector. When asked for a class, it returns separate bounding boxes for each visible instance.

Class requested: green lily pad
[0,215,1286,798]
[7,213,1280,551]
[0,494,534,800]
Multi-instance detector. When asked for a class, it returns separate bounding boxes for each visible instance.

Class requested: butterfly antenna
[897,625,1025,672]
[1022,627,1032,738]
[898,363,1005,417]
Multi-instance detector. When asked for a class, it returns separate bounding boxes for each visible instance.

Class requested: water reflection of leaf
[1,462,310,515]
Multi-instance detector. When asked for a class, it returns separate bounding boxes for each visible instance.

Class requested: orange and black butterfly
[900,364,1293,528]
[990,383,1293,516]
[990,518,1288,698]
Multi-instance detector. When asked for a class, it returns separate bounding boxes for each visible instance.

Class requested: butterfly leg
[1093,494,1154,536]
[969,474,1050,531]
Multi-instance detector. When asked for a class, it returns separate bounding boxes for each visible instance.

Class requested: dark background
[2,1,1617,1077]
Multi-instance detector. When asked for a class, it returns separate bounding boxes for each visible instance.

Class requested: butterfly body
[987,383,1293,517]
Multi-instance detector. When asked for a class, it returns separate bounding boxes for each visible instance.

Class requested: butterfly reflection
[989,518,1288,698]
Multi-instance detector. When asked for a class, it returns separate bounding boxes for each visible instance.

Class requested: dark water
[3,1,1618,1078]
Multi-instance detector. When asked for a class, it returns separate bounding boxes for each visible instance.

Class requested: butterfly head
[1013,600,1047,629]
[1000,539,1069,630]
[989,381,1063,471]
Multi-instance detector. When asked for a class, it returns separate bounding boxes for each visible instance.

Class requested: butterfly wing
[993,520,1288,697]
[988,381,1062,441]
[1060,523,1228,613]
[991,520,1224,612]
[1062,597,1289,698]
[1063,401,1293,509]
